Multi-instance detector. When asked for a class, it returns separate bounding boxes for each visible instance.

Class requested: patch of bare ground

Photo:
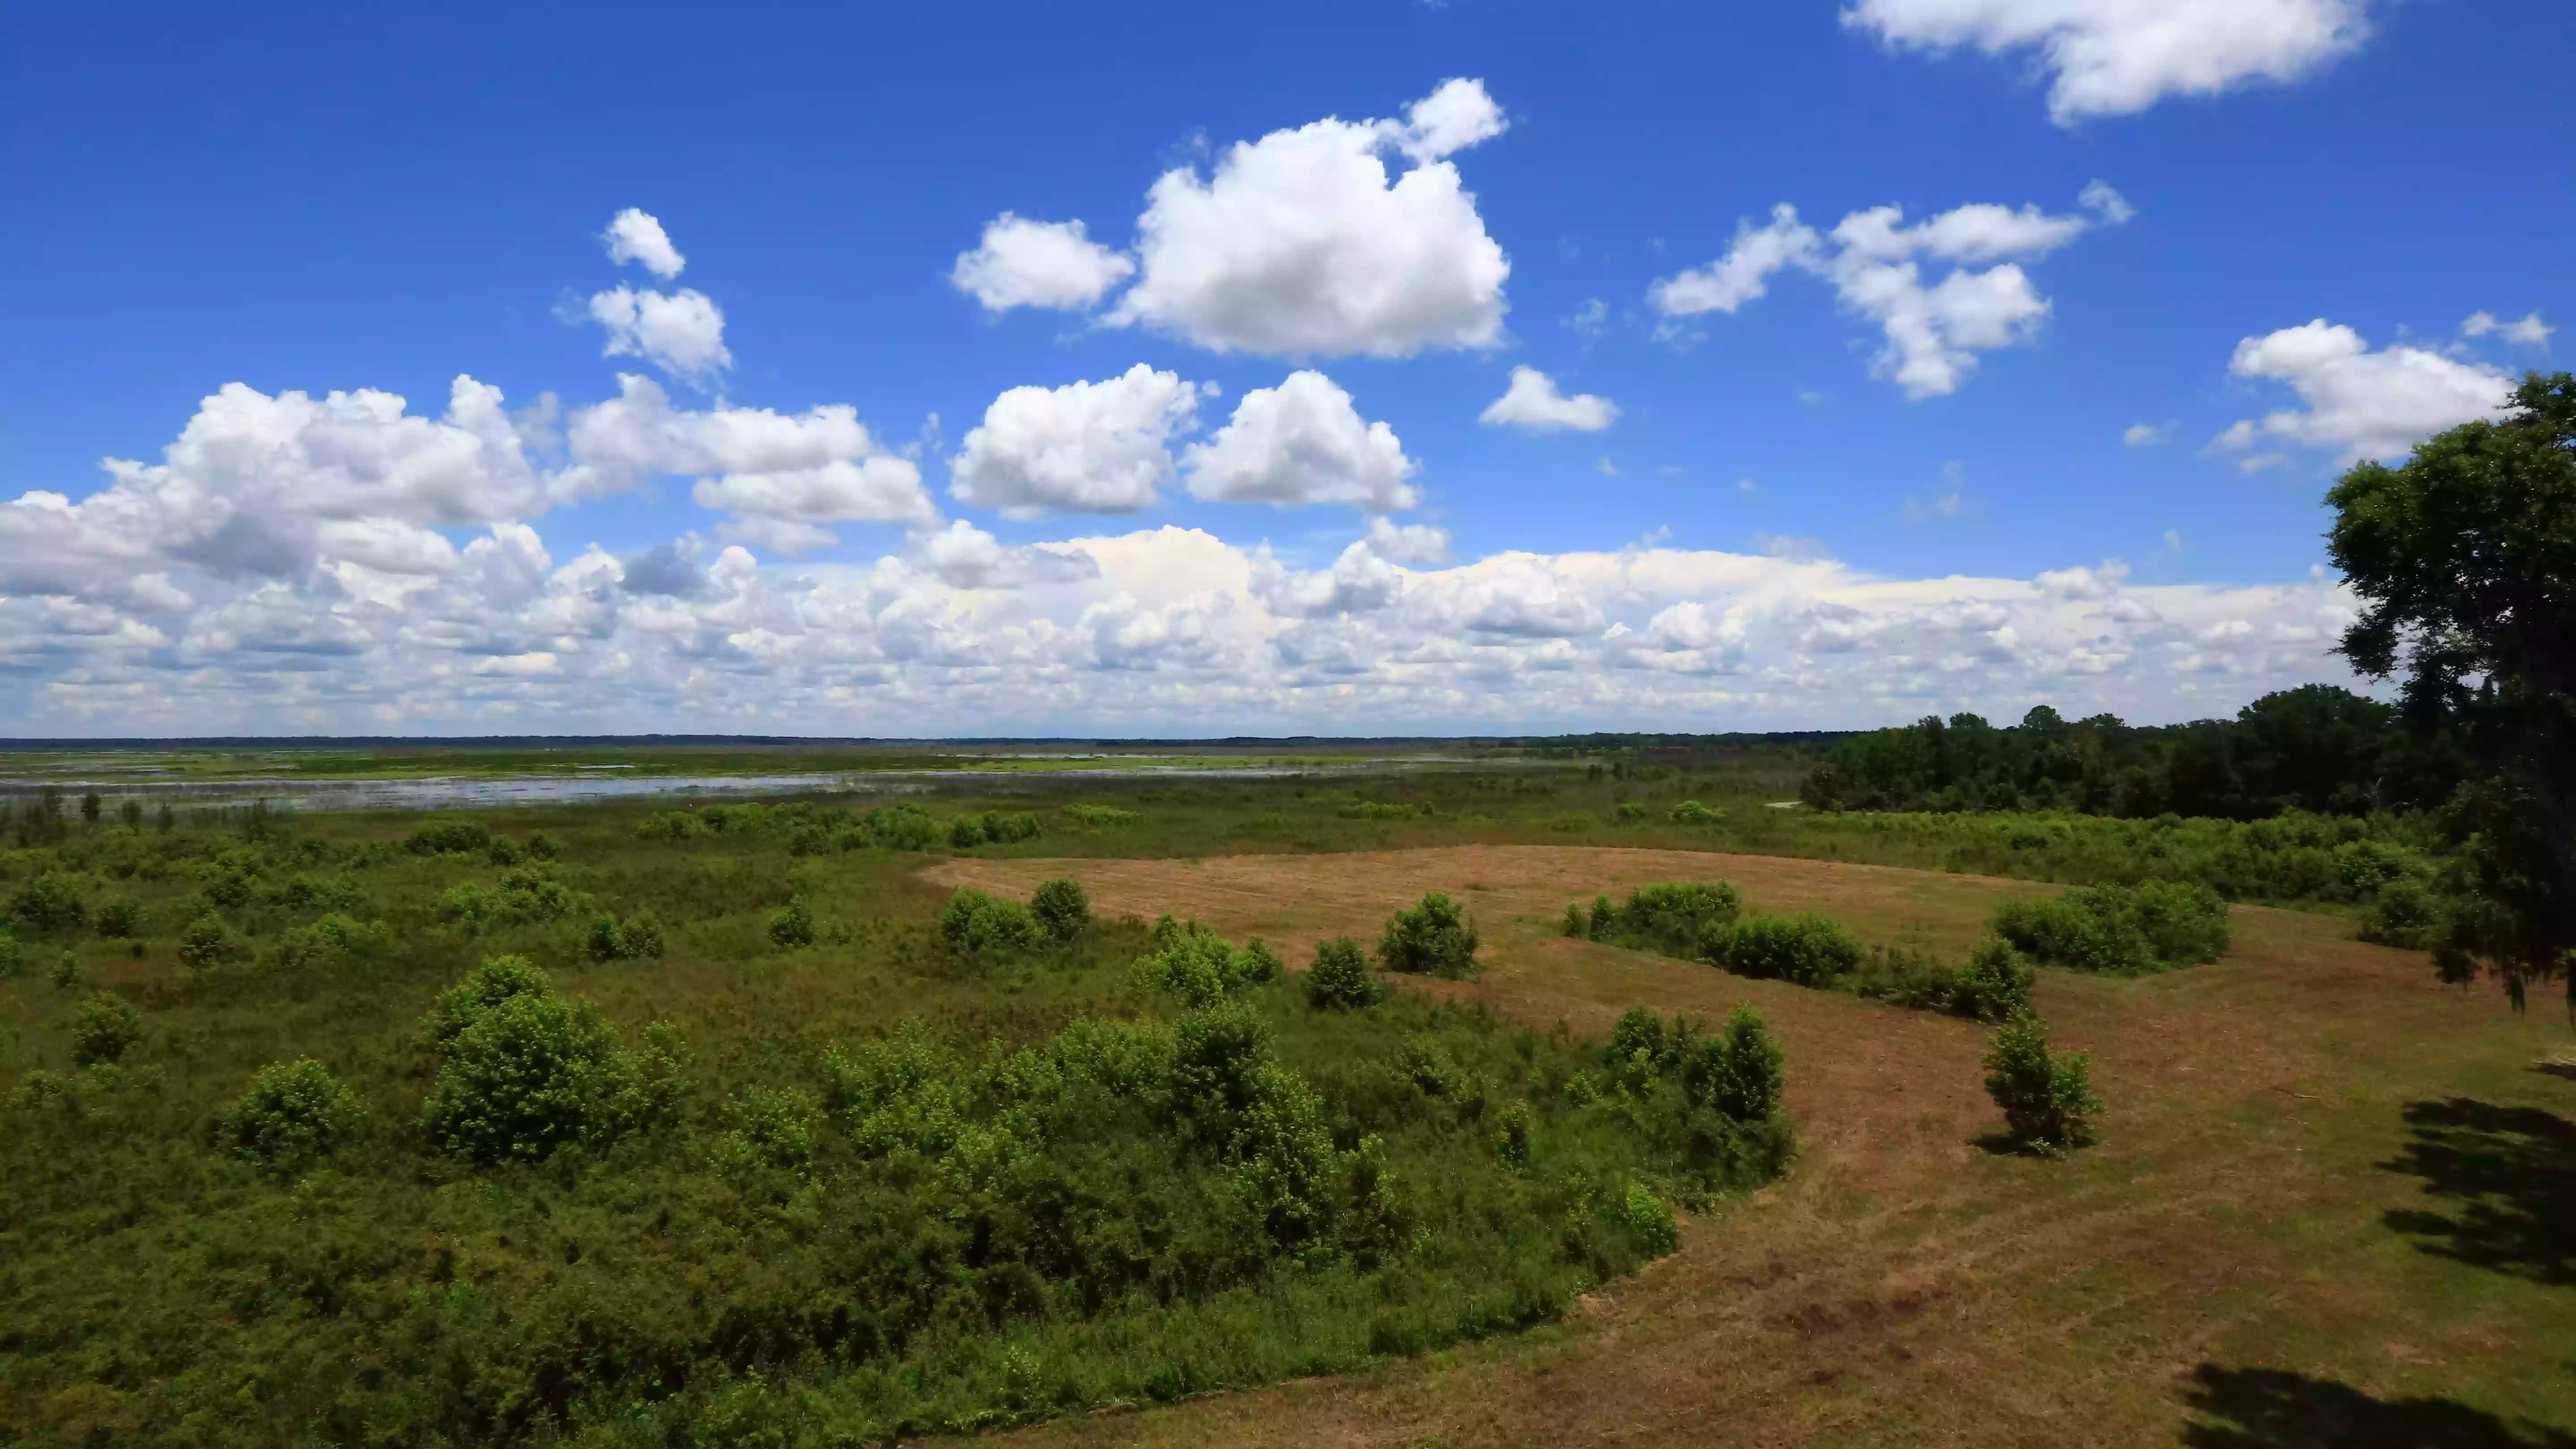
[921,847,2576,1447]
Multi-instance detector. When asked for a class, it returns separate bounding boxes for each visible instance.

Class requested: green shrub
[176,915,241,971]
[217,1059,370,1167]
[1579,881,1742,957]
[0,932,27,979]
[1030,877,1091,942]
[1134,921,1277,1006]
[1617,1181,1679,1255]
[1561,902,1585,937]
[588,914,664,962]
[68,992,144,1066]
[712,1084,819,1178]
[486,836,522,867]
[1954,938,2037,1021]
[1981,1016,2101,1155]
[404,819,491,855]
[1667,800,1724,827]
[768,895,817,949]
[2358,875,2445,949]
[419,979,658,1164]
[1713,914,1862,986]
[525,831,560,861]
[51,950,83,989]
[862,802,940,851]
[633,810,703,842]
[1705,1008,1785,1123]
[9,872,87,935]
[1063,802,1142,830]
[1849,936,2034,1022]
[1305,936,1386,1009]
[93,898,141,938]
[424,954,555,1048]
[1991,881,2229,974]
[1377,891,1479,978]
[1494,1099,1534,1167]
[938,888,1043,958]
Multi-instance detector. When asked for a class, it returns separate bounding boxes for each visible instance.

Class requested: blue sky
[0,0,2567,736]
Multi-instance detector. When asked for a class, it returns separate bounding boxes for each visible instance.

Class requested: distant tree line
[1796,684,2465,820]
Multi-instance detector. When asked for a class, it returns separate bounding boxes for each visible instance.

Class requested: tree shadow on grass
[2381,1097,2576,1286]
[2182,1365,2576,1448]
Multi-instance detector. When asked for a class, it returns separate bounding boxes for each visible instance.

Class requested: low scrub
[1981,1015,2101,1156]
[1030,877,1091,942]
[417,957,684,1164]
[1378,891,1480,978]
[1305,936,1387,1009]
[1567,881,1741,956]
[1850,937,2035,1022]
[939,887,1045,958]
[216,1059,370,1168]
[68,992,144,1066]
[1990,881,2230,974]
[1710,914,1864,987]
[1133,917,1282,1006]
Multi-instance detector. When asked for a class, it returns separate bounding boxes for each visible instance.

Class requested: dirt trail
[919,847,2569,1448]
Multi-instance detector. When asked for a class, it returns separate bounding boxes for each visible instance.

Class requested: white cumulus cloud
[2461,310,2554,348]
[2216,320,2514,464]
[601,208,686,278]
[1108,80,1511,357]
[949,365,1204,517]
[1182,371,1419,512]
[950,213,1136,313]
[586,285,731,382]
[1843,0,2374,123]
[2123,422,2173,448]
[1650,190,2117,399]
[1479,367,1618,433]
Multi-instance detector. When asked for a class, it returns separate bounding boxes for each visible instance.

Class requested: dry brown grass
[924,847,2576,1448]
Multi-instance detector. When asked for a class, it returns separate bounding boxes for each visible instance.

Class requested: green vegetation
[1980,1015,2101,1157]
[1378,890,1480,978]
[0,802,1811,1443]
[1988,880,2232,974]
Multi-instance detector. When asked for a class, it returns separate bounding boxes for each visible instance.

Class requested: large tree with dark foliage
[2327,371,2576,1012]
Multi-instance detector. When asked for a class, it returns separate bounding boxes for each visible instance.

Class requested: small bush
[1377,891,1479,978]
[525,832,560,861]
[1578,881,1742,957]
[93,899,141,939]
[589,914,665,962]
[176,915,241,971]
[419,973,658,1164]
[1667,800,1724,827]
[1134,922,1277,1006]
[712,1084,819,1178]
[217,1059,370,1167]
[51,951,83,989]
[937,888,1043,958]
[862,803,940,852]
[1991,881,2229,974]
[1063,802,1141,830]
[1305,936,1386,1009]
[0,932,27,979]
[270,914,394,974]
[1030,878,1091,942]
[404,820,491,856]
[1494,1099,1534,1167]
[1713,915,1862,987]
[768,895,817,949]
[424,955,555,1048]
[1617,1181,1679,1255]
[1982,1015,2101,1155]
[2358,876,2445,949]
[1955,937,2037,1021]
[68,992,144,1066]
[9,872,87,935]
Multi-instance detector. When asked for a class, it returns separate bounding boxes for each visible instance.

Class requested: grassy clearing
[940,847,2576,1446]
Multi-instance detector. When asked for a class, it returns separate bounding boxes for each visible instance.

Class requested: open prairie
[933,846,2576,1447]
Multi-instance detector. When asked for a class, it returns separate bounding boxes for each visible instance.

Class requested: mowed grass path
[927,847,2576,1447]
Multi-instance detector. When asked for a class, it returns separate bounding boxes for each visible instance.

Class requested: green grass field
[0,762,2567,1446]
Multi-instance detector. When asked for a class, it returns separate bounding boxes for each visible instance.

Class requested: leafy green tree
[218,1059,371,1167]
[1377,891,1479,978]
[1304,936,1385,1008]
[1981,1015,2100,1155]
[68,992,144,1066]
[1030,877,1091,942]
[2327,371,2576,1011]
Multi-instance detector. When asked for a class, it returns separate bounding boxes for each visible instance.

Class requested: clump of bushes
[1981,1015,2101,1156]
[1566,881,1742,955]
[1305,936,1387,1009]
[68,992,144,1066]
[589,913,665,962]
[93,898,142,939]
[1851,937,2035,1022]
[2357,875,2445,949]
[1063,802,1142,830]
[418,957,686,1164]
[938,888,1044,958]
[176,915,242,971]
[1667,800,1724,827]
[405,819,491,856]
[269,914,395,974]
[1031,878,1091,942]
[1990,881,2229,974]
[1710,914,1864,987]
[437,869,581,933]
[860,803,940,851]
[1585,1005,1796,1195]
[768,895,818,949]
[1378,891,1479,978]
[217,1059,370,1168]
[1133,918,1281,1006]
[9,871,87,935]
[949,810,1044,848]
[1339,800,1432,821]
